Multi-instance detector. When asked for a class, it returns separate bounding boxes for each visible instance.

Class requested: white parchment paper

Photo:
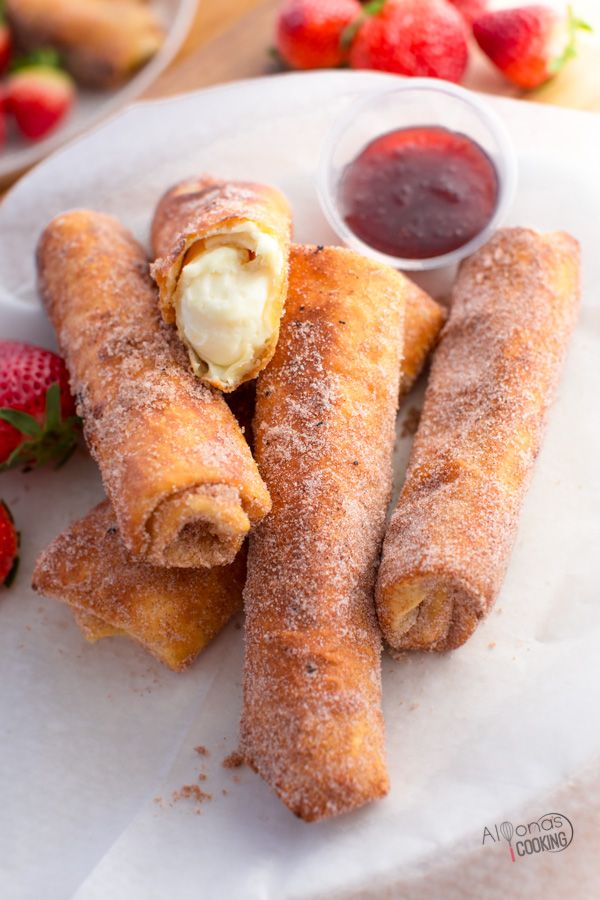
[0,72,599,899]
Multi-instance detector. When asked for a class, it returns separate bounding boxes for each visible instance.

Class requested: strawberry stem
[44,382,61,432]
[568,3,593,33]
[362,0,387,14]
[341,0,387,50]
[548,4,593,74]
[9,48,64,74]
[340,19,362,50]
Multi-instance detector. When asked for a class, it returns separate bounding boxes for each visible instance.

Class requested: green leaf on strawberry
[548,4,593,75]
[9,47,63,74]
[0,383,80,472]
[0,341,81,472]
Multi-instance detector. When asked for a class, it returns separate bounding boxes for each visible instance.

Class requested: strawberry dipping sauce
[338,126,499,260]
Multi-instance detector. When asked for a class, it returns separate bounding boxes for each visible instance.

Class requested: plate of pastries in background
[0,0,196,184]
[0,71,599,899]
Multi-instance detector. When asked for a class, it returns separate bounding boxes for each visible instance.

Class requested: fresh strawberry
[349,0,469,84]
[447,0,488,26]
[276,0,362,69]
[0,341,80,471]
[0,103,5,149]
[0,500,19,587]
[0,18,12,76]
[5,51,74,141]
[473,4,592,90]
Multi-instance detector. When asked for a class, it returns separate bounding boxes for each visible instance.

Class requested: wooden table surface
[2,0,599,196]
[147,0,600,110]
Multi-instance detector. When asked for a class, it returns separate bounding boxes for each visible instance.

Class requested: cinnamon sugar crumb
[172,785,212,804]
[401,406,421,438]
[488,642,496,649]
[194,745,208,756]
[222,751,244,769]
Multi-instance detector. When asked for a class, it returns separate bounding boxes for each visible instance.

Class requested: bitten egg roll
[377,228,580,651]
[37,210,271,568]
[32,502,244,671]
[151,176,292,392]
[241,244,406,821]
[6,0,164,88]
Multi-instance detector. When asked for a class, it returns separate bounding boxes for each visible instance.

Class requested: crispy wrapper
[219,278,443,453]
[32,502,244,671]
[151,176,292,391]
[400,278,446,395]
[37,210,270,568]
[377,228,580,652]
[241,244,407,821]
[6,0,164,88]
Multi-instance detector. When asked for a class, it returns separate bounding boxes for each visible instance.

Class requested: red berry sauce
[338,126,499,260]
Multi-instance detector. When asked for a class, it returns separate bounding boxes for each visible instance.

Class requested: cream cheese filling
[174,223,283,387]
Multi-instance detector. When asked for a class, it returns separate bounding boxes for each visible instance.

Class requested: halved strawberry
[473,4,593,90]
[0,341,80,472]
[5,50,74,141]
[0,501,19,587]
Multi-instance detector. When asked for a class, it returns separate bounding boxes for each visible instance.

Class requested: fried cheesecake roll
[6,0,164,88]
[37,210,271,568]
[377,228,580,652]
[32,502,244,671]
[241,244,407,821]
[151,176,292,392]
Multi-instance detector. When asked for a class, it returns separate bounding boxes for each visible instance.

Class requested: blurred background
[1,0,599,188]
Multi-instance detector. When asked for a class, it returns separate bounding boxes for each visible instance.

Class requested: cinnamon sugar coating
[400,278,446,395]
[377,228,580,651]
[242,244,407,821]
[37,210,270,568]
[32,501,245,670]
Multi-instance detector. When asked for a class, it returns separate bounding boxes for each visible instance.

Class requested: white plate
[0,0,196,185]
[1,72,599,900]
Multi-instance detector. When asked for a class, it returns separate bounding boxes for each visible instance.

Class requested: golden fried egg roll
[377,228,580,651]
[6,0,164,88]
[37,210,271,569]
[400,278,446,396]
[151,176,292,392]
[32,502,244,671]
[242,244,407,821]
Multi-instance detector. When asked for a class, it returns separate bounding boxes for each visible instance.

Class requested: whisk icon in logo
[500,821,516,862]
[482,812,574,861]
